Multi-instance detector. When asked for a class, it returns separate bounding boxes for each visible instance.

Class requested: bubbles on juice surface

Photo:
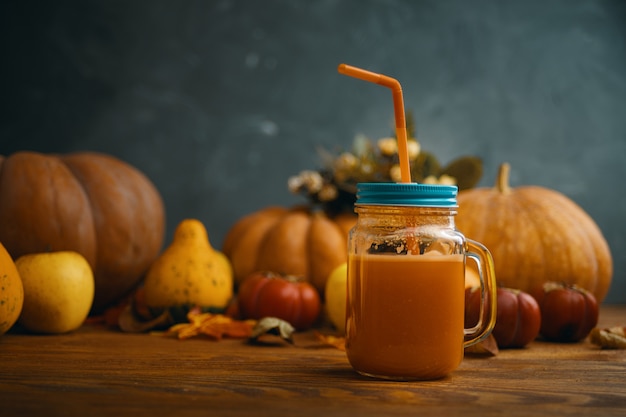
[368,238,455,256]
[368,240,408,254]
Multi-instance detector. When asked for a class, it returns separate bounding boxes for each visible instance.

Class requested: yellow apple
[16,251,94,334]
[325,262,347,334]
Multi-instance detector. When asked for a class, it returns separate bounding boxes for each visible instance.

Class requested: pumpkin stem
[495,163,512,194]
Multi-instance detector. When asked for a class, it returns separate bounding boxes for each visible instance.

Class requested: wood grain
[1,305,625,417]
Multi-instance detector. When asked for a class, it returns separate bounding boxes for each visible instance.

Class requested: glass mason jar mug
[345,183,497,381]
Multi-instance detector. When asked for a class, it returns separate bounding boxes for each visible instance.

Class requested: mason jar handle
[463,239,497,348]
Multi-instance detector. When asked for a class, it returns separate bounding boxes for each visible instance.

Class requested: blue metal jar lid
[355,182,458,207]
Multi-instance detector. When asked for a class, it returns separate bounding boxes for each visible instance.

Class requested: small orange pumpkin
[0,151,165,312]
[222,206,355,295]
[456,163,612,302]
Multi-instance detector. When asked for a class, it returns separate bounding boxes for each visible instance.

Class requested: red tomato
[466,287,541,348]
[237,271,321,330]
[538,282,598,343]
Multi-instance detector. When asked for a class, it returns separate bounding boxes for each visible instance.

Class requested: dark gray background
[2,0,625,303]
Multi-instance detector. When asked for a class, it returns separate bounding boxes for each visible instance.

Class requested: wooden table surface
[1,305,625,417]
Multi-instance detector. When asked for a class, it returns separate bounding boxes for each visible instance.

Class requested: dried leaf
[118,303,173,333]
[249,317,295,344]
[590,327,626,349]
[163,309,255,340]
[314,332,346,351]
[464,334,499,356]
[114,285,237,335]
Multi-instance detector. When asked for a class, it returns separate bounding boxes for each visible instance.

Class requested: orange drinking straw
[338,64,412,183]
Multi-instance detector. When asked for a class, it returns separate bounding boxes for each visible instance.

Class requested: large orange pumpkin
[456,163,612,302]
[0,151,165,312]
[222,206,355,295]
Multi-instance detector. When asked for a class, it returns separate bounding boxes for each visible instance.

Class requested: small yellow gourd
[143,219,233,311]
[0,241,23,335]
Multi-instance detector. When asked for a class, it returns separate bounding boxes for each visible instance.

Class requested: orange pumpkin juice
[346,253,465,380]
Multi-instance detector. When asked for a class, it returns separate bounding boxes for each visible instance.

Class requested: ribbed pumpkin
[222,206,355,295]
[456,163,612,302]
[0,151,165,312]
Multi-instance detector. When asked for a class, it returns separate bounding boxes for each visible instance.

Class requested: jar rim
[355,182,458,207]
